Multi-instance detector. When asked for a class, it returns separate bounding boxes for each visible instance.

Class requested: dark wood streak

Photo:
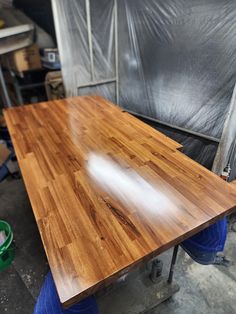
[103,198,141,238]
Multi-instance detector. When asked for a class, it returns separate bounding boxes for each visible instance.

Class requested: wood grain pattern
[4,95,236,307]
[231,180,236,186]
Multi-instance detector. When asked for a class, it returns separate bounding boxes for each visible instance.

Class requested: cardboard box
[3,44,42,72]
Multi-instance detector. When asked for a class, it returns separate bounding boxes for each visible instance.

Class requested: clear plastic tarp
[52,0,236,177]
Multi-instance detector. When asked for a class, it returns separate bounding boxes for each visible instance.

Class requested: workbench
[4,95,236,308]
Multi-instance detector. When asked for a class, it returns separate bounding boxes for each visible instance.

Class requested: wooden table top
[4,95,236,307]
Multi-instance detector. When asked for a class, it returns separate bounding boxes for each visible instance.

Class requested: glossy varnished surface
[4,96,236,307]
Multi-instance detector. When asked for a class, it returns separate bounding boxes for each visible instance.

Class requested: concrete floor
[1,177,236,314]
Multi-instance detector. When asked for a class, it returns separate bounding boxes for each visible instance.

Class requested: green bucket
[0,220,15,272]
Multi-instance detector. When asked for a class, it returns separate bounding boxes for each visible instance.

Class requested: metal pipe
[168,245,179,284]
[12,79,24,105]
[78,78,117,90]
[0,65,11,107]
[125,109,220,143]
[114,0,119,104]
[85,0,95,82]
[20,82,46,90]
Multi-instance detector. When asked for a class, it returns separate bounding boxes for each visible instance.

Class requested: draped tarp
[51,0,236,174]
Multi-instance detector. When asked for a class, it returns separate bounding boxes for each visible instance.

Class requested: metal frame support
[168,245,179,284]
[85,0,95,82]
[125,109,220,143]
[9,70,24,105]
[78,0,119,104]
[114,0,119,104]
[78,78,117,90]
[212,82,236,175]
[0,24,34,55]
[0,65,11,107]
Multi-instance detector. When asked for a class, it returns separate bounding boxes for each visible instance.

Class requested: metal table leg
[10,71,24,105]
[168,245,179,284]
[0,64,11,107]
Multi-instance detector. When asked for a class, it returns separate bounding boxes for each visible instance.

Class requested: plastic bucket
[0,220,15,271]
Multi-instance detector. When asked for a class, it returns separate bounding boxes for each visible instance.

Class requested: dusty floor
[0,177,236,314]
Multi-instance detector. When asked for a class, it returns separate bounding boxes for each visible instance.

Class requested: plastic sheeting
[52,0,236,172]
[212,84,236,176]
